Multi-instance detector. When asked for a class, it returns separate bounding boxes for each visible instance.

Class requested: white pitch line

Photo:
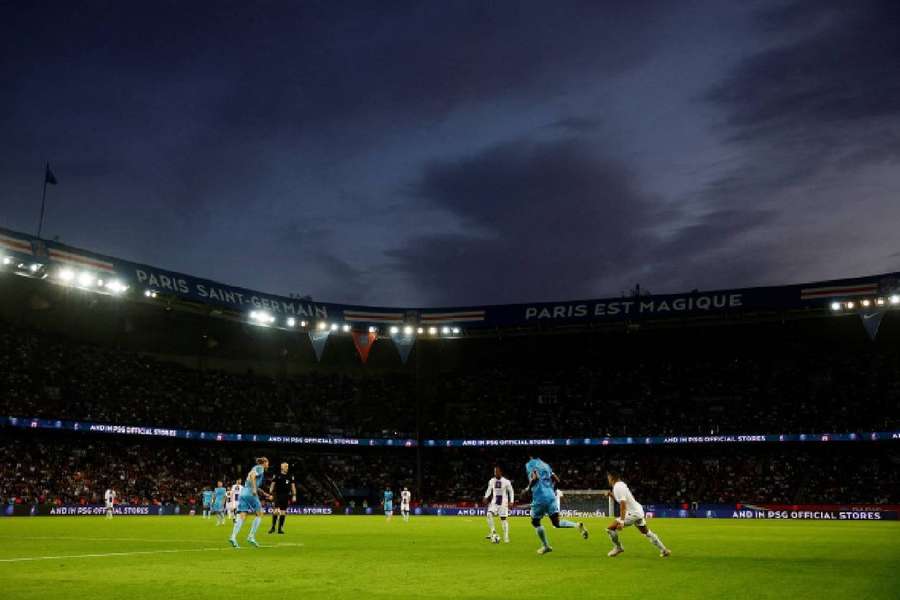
[5,536,215,544]
[0,542,304,563]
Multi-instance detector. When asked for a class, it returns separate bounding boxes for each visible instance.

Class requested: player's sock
[270,514,277,532]
[486,512,496,534]
[249,516,261,539]
[535,525,549,548]
[501,520,509,541]
[607,529,622,549]
[557,519,577,528]
[230,515,244,540]
[644,530,666,551]
[278,514,285,531]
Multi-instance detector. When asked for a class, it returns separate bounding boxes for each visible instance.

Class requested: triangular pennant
[308,329,331,361]
[859,310,886,341]
[390,329,417,364]
[352,330,378,364]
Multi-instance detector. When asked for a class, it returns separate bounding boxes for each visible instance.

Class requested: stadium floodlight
[317,321,328,330]
[106,280,128,294]
[428,326,437,335]
[249,310,258,320]
[390,326,399,334]
[451,327,460,334]
[58,268,75,282]
[830,302,841,311]
[286,317,296,327]
[342,324,350,332]
[144,289,158,298]
[846,301,855,309]
[1,256,10,265]
[300,320,308,327]
[29,263,42,273]
[876,298,886,306]
[96,279,105,287]
[416,327,424,334]
[890,295,900,305]
[861,299,871,307]
[330,323,339,331]
[368,326,377,334]
[441,326,450,335]
[77,271,95,287]
[403,326,413,335]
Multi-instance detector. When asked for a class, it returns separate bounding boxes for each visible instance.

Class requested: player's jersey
[201,490,212,505]
[484,477,514,507]
[525,458,555,504]
[383,491,393,505]
[272,473,295,498]
[213,487,226,505]
[104,489,115,503]
[612,481,643,515]
[240,465,265,498]
[400,490,411,506]
[231,484,242,503]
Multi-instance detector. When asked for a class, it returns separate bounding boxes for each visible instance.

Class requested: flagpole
[37,163,49,239]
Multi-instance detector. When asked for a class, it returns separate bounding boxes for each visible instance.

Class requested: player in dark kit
[268,462,297,534]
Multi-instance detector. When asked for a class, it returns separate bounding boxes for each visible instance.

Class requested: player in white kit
[605,471,670,558]
[104,488,116,519]
[228,479,243,521]
[400,487,412,522]
[483,466,514,543]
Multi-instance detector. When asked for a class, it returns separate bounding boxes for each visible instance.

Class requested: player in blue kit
[524,458,588,555]
[201,488,212,519]
[212,481,227,526]
[229,457,271,548]
[383,487,394,521]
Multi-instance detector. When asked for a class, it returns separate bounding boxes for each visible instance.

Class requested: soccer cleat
[247,538,260,547]
[578,522,589,540]
[660,549,671,558]
[268,528,275,534]
[537,546,553,555]
[277,530,285,534]
[608,547,624,557]
[228,538,240,549]
[504,538,510,543]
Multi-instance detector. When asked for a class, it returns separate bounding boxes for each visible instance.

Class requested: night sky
[2,1,898,307]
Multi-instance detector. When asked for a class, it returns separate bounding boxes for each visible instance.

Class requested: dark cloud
[546,116,603,134]
[706,0,900,163]
[386,138,654,304]
[387,137,778,304]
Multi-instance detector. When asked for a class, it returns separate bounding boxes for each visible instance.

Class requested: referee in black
[268,462,297,534]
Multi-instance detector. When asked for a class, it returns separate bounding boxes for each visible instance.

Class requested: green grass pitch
[1,516,898,599]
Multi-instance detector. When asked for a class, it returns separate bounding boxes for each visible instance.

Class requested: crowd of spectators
[2,432,896,507]
[1,319,897,439]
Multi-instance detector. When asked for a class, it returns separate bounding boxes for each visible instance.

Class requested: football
[490,533,501,544]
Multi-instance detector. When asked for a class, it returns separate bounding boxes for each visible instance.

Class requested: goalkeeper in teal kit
[524,458,588,554]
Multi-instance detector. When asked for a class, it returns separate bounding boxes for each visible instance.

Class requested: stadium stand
[1,245,898,511]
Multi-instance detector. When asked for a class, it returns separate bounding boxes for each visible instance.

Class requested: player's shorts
[622,510,646,527]
[105,501,114,509]
[384,503,393,513]
[202,502,210,510]
[530,497,560,521]
[211,500,224,513]
[400,503,410,512]
[274,495,290,510]
[487,504,509,518]
[237,495,262,514]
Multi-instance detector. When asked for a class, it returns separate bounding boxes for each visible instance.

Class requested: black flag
[44,163,57,185]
